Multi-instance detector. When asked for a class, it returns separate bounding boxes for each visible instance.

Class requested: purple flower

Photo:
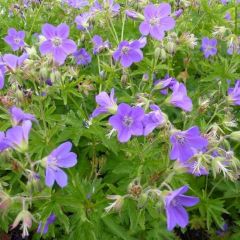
[113,40,144,68]
[63,0,88,9]
[0,132,10,152]
[143,104,165,136]
[228,80,240,105]
[104,0,120,14]
[90,1,103,13]
[39,23,77,65]
[0,65,5,89]
[164,185,199,231]
[9,106,36,126]
[139,3,175,41]
[73,48,91,65]
[4,28,25,51]
[221,0,228,5]
[92,35,110,54]
[154,75,177,95]
[225,12,231,20]
[37,214,56,235]
[201,37,217,58]
[125,10,139,19]
[109,103,144,142]
[174,9,183,18]
[92,88,117,117]
[75,12,92,31]
[1,53,28,72]
[5,120,32,152]
[44,142,77,188]
[182,161,209,176]
[169,82,193,112]
[170,126,208,162]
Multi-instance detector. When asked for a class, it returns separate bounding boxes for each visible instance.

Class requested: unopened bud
[166,41,176,54]
[50,70,61,83]
[229,131,240,141]
[154,47,161,61]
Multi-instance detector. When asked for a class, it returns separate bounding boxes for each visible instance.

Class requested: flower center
[206,45,213,52]
[175,134,185,144]
[47,156,58,169]
[121,46,129,55]
[149,17,160,25]
[123,116,133,127]
[52,37,62,47]
[14,38,21,44]
[171,197,181,207]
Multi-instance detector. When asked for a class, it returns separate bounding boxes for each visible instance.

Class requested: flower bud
[39,67,49,80]
[229,131,240,141]
[166,41,176,54]
[142,73,149,81]
[137,193,148,208]
[159,48,167,61]
[50,70,61,83]
[25,47,38,58]
[154,47,161,61]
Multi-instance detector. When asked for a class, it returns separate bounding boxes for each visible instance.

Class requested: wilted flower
[169,82,193,112]
[179,32,198,49]
[92,88,117,117]
[37,214,56,235]
[39,23,77,65]
[164,185,199,231]
[4,28,25,51]
[139,3,175,41]
[228,80,240,105]
[5,120,32,152]
[212,26,229,39]
[105,195,124,213]
[170,126,208,162]
[73,48,92,66]
[109,103,144,142]
[212,156,235,180]
[43,142,77,188]
[92,35,110,54]
[201,37,217,58]
[143,104,165,136]
[113,40,144,68]
[9,106,36,126]
[12,209,33,238]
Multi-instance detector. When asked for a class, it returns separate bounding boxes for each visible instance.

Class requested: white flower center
[121,46,129,55]
[52,37,62,47]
